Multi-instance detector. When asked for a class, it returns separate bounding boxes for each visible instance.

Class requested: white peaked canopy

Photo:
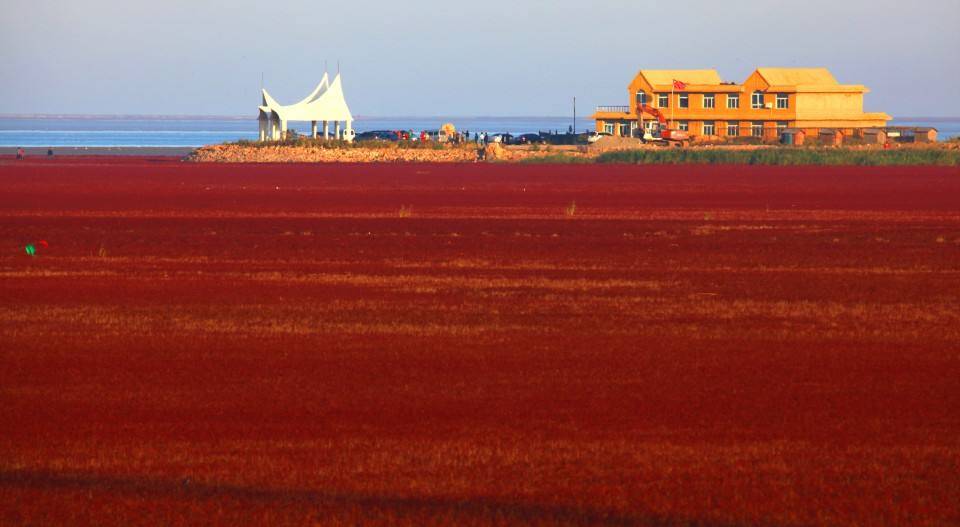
[257,73,354,141]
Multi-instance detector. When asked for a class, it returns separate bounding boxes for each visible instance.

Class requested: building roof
[768,84,867,93]
[259,73,353,122]
[639,69,723,86]
[755,68,838,86]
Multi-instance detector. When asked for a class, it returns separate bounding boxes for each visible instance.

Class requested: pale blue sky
[2,0,957,117]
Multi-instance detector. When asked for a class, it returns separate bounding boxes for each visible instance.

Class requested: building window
[777,121,788,131]
[727,122,740,136]
[751,121,764,137]
[678,94,689,108]
[603,123,614,134]
[703,121,715,136]
[727,94,740,109]
[619,123,631,136]
[657,93,669,108]
[636,91,647,106]
[776,94,789,109]
[751,91,765,109]
[678,121,689,132]
[703,94,715,109]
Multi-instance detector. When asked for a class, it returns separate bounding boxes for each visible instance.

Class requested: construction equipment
[636,104,689,147]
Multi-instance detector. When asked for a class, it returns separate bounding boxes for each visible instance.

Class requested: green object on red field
[24,240,46,256]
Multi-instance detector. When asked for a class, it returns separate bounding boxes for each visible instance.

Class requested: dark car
[356,130,399,142]
[514,133,544,145]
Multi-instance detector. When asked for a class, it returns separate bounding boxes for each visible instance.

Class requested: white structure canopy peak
[258,73,354,141]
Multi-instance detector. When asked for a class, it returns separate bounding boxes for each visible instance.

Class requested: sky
[1,0,958,118]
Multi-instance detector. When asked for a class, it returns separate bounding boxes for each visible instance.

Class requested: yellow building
[592,68,891,140]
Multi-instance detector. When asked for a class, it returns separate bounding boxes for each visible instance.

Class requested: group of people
[391,130,476,144]
[475,132,492,161]
[14,147,55,160]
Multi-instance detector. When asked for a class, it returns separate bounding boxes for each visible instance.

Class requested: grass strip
[594,148,960,166]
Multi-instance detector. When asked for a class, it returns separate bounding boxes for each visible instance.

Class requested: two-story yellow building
[592,68,890,140]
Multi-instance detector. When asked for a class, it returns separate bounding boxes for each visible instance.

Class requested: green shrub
[519,154,592,164]
[595,148,960,166]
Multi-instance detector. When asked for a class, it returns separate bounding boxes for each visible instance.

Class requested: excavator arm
[635,103,689,145]
[637,104,667,125]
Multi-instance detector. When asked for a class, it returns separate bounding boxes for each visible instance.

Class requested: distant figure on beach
[47,148,54,157]
[16,147,24,160]
[476,144,486,162]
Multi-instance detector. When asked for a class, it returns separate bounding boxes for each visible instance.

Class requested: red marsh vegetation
[1,157,959,526]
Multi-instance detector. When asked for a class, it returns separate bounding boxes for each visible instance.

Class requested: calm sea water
[0,117,594,148]
[0,116,956,147]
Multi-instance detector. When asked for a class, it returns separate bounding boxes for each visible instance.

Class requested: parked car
[514,133,543,145]
[356,130,398,142]
[489,133,514,144]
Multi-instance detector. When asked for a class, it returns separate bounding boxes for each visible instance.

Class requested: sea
[1,116,957,147]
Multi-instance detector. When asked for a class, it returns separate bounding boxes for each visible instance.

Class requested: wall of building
[795,92,864,120]
[596,69,889,140]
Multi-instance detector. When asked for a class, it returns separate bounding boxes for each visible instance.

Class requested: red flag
[673,79,687,91]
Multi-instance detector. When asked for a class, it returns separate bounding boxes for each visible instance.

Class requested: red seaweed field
[1,157,959,526]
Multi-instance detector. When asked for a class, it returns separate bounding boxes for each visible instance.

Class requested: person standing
[16,147,24,160]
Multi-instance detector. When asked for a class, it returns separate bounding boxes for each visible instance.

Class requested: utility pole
[573,96,576,136]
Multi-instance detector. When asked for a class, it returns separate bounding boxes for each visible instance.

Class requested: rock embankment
[187,143,596,163]
[188,144,479,163]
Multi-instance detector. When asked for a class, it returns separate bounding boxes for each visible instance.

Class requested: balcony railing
[595,105,630,113]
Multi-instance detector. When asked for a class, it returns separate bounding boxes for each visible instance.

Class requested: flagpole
[670,83,675,129]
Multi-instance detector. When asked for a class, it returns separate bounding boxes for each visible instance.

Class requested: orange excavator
[637,104,689,147]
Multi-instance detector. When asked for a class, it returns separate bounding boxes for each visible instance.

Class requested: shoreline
[2,141,957,165]
[0,146,194,157]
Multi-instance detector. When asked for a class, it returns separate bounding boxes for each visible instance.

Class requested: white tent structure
[258,73,354,141]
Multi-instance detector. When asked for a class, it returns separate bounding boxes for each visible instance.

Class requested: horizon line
[0,113,594,121]
[2,113,959,121]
